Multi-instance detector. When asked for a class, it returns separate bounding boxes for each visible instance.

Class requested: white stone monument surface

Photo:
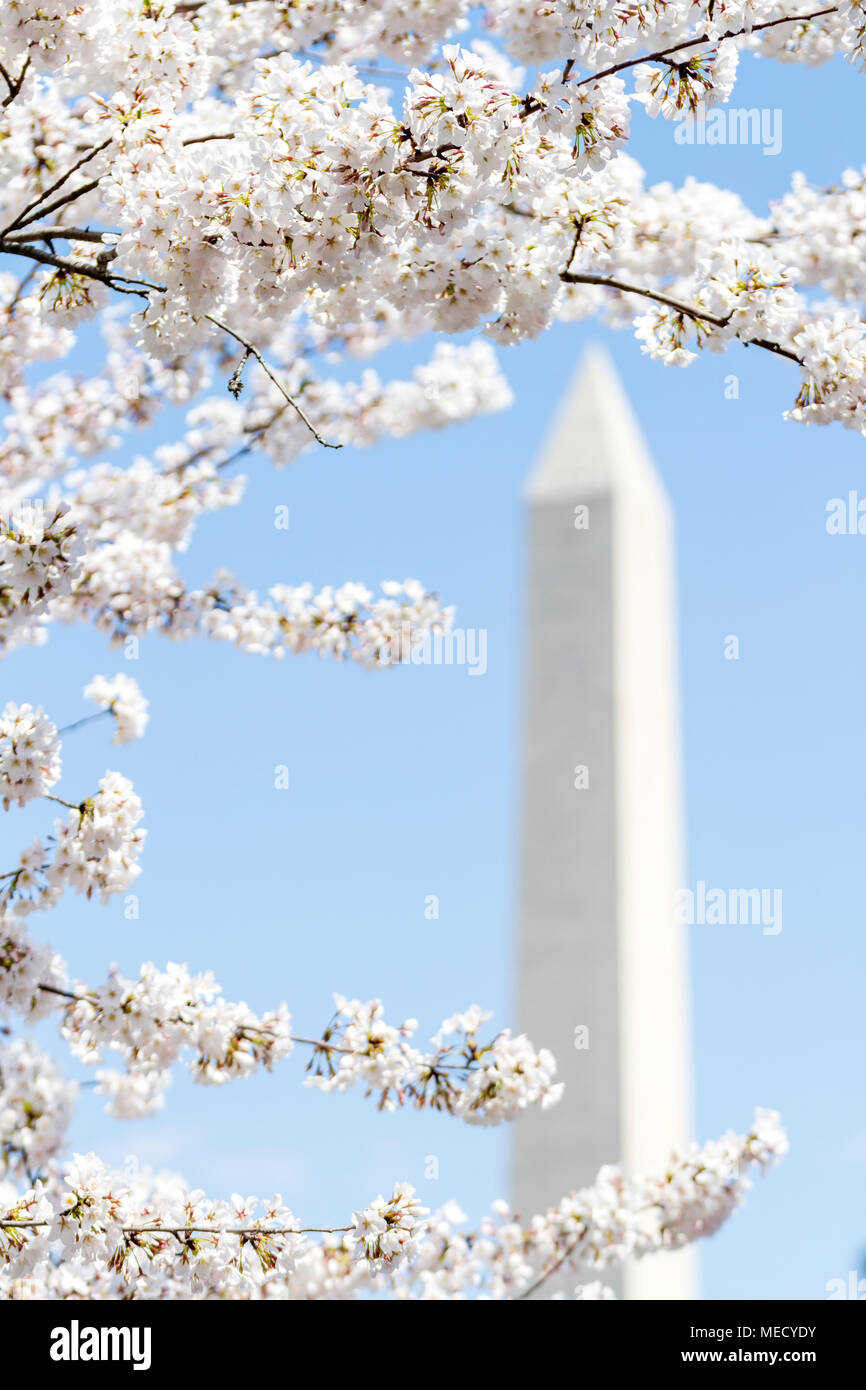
[512,345,695,1299]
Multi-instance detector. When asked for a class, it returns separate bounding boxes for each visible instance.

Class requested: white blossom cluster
[305,996,563,1122]
[0,1037,78,1181]
[60,961,295,1118]
[201,576,455,665]
[0,923,298,1116]
[0,503,83,652]
[349,1183,428,1270]
[0,703,61,809]
[1,772,145,919]
[83,674,149,744]
[629,1108,791,1248]
[0,701,144,1042]
[0,1110,785,1298]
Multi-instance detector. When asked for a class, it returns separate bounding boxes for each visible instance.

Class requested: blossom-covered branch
[0,703,560,1124]
[5,927,564,1123]
[0,1110,786,1298]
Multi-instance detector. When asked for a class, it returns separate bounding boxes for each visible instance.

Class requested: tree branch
[0,56,31,109]
[561,267,728,325]
[572,6,839,88]
[6,177,107,235]
[0,227,117,245]
[0,238,157,298]
[0,1219,352,1236]
[1,140,112,237]
[519,6,839,118]
[33,986,483,1074]
[205,315,343,449]
[560,268,804,365]
[56,709,114,737]
[516,1234,583,1300]
[175,0,268,11]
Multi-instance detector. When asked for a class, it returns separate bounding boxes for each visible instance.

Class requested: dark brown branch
[573,6,839,88]
[181,132,236,147]
[519,6,839,118]
[7,178,106,234]
[1,140,112,236]
[0,238,157,298]
[560,269,804,365]
[744,336,803,364]
[205,314,342,449]
[0,227,117,245]
[561,267,728,325]
[0,56,31,108]
[175,0,268,11]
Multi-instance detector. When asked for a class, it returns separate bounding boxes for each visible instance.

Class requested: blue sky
[4,48,866,1300]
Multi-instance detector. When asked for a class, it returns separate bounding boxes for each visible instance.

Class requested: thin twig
[0,1220,352,1236]
[2,140,112,236]
[8,178,106,233]
[182,132,235,147]
[174,0,266,10]
[56,709,113,737]
[3,264,39,312]
[205,315,342,449]
[43,795,86,813]
[516,1236,583,1300]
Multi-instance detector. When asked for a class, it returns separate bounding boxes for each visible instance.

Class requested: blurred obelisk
[512,345,695,1299]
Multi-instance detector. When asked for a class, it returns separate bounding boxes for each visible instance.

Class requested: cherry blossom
[0,1110,786,1298]
[0,1037,77,1181]
[83,674,149,744]
[0,703,61,809]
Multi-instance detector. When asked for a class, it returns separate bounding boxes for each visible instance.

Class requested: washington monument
[512,346,695,1299]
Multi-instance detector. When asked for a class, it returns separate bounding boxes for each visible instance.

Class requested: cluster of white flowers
[634,42,740,119]
[305,995,563,1121]
[83,674,149,743]
[1,772,145,919]
[0,1037,77,1180]
[0,1111,785,1297]
[60,961,294,1118]
[0,921,300,1114]
[0,503,83,652]
[0,703,61,809]
[201,576,455,665]
[349,1183,428,1270]
[630,1107,791,1249]
[0,919,66,1025]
